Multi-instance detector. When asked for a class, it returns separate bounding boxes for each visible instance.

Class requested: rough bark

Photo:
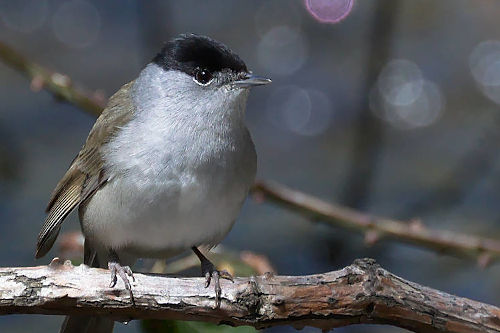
[0,258,498,332]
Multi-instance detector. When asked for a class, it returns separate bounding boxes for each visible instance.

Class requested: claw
[204,271,211,288]
[108,261,135,304]
[109,264,118,288]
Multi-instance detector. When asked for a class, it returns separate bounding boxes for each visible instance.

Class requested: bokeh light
[51,0,101,48]
[266,85,333,136]
[257,26,308,76]
[370,59,445,129]
[304,0,354,24]
[377,59,424,106]
[0,0,48,33]
[469,40,500,105]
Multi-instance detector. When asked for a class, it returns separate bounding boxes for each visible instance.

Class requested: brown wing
[35,81,135,258]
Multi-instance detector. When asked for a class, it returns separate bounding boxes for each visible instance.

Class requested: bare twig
[252,181,500,265]
[0,41,105,116]
[0,258,498,332]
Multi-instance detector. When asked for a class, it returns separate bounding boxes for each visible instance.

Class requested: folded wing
[35,81,135,258]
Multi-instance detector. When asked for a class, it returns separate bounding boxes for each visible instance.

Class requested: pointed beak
[233,74,272,88]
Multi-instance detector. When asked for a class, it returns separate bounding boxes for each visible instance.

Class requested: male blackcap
[36,33,270,333]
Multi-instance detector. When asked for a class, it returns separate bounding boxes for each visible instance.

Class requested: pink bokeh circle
[305,0,354,23]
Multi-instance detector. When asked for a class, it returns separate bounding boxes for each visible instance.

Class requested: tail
[60,240,115,333]
[60,316,114,333]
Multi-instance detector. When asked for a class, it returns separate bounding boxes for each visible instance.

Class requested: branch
[1,258,499,332]
[0,41,105,116]
[252,181,500,266]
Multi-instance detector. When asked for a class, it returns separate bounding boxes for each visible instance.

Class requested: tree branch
[252,181,500,266]
[0,258,498,332]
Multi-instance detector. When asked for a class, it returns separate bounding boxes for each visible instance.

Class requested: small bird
[35,33,270,333]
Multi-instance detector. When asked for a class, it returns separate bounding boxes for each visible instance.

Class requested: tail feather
[60,316,114,333]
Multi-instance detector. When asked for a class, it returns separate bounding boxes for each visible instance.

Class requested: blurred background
[1,0,500,332]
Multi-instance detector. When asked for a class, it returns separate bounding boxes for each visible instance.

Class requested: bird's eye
[194,68,213,85]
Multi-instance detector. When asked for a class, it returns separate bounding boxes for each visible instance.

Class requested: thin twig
[0,41,105,116]
[252,181,500,266]
[0,258,498,332]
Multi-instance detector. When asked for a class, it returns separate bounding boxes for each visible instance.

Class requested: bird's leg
[192,246,233,308]
[108,249,135,303]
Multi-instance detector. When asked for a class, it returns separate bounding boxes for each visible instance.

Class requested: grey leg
[192,246,233,308]
[108,249,135,303]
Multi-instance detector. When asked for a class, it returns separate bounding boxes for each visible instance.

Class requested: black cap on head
[153,34,248,77]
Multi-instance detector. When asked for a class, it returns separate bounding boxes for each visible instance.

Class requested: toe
[108,264,118,288]
[124,266,135,282]
[218,270,234,282]
[213,271,222,308]
[204,271,211,288]
[118,268,132,290]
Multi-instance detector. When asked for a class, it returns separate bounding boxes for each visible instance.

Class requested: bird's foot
[192,246,233,308]
[201,258,233,308]
[108,261,135,303]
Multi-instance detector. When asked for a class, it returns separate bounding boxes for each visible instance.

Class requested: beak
[233,74,272,88]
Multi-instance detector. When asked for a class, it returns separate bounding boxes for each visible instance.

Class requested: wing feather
[35,81,135,258]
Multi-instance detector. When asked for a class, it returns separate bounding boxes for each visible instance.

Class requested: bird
[35,33,271,333]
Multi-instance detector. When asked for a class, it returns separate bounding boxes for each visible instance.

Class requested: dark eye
[194,68,213,85]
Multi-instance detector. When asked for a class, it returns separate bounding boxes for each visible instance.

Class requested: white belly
[82,166,252,258]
